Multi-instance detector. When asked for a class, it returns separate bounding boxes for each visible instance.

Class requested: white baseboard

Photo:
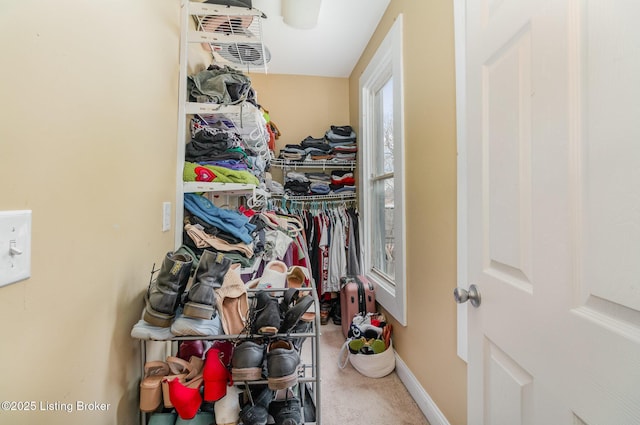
[394,353,451,425]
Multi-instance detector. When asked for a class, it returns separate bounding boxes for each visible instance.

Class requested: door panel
[484,339,534,425]
[465,0,640,423]
[484,24,533,290]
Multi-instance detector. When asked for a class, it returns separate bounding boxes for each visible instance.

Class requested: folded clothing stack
[284,171,310,196]
[325,125,357,161]
[277,127,358,163]
[329,170,356,194]
[306,172,331,195]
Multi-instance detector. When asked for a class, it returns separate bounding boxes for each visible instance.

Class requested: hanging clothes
[269,198,361,296]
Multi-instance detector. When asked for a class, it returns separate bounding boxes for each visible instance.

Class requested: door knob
[454,284,481,307]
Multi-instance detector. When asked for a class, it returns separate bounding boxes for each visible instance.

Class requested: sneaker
[131,319,175,341]
[266,339,300,390]
[171,311,223,337]
[231,340,265,381]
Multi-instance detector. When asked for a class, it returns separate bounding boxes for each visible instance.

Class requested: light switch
[0,210,32,288]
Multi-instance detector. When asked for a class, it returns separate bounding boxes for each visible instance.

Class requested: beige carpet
[304,322,430,425]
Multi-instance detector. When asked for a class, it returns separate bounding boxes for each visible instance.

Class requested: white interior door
[463,0,640,423]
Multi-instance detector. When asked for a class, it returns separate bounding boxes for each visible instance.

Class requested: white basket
[339,340,396,379]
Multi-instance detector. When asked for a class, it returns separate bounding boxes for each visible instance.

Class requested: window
[359,14,406,325]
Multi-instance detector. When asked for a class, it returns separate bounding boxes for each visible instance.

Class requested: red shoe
[178,340,204,361]
[203,348,232,402]
[164,374,203,420]
[211,340,235,368]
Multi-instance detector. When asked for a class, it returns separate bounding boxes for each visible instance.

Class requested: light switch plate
[162,202,171,232]
[0,210,32,288]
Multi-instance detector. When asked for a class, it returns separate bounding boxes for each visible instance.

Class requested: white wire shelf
[185,102,244,115]
[270,192,356,202]
[270,158,357,171]
[183,181,257,194]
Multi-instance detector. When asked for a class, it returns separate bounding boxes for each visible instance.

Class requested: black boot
[183,250,231,320]
[252,291,282,335]
[144,251,193,327]
[330,298,341,325]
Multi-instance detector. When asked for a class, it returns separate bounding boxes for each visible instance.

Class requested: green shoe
[175,412,214,425]
[148,412,177,425]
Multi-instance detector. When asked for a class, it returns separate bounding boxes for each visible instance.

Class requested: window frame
[359,14,406,325]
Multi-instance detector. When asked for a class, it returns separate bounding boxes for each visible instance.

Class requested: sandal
[162,356,204,408]
[140,361,170,412]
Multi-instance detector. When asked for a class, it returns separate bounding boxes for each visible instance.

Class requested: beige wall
[349,1,467,424]
[249,74,350,152]
[249,74,350,182]
[0,1,465,424]
[0,1,180,424]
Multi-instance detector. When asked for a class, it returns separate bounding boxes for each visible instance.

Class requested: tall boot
[183,249,231,320]
[144,251,193,327]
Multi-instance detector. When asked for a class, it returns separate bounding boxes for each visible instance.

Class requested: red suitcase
[340,275,376,338]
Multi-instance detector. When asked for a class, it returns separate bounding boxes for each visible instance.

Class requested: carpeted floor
[302,321,430,425]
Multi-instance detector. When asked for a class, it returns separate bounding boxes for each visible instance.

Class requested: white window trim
[359,14,407,326]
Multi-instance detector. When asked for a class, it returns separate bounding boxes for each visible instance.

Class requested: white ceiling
[252,0,390,78]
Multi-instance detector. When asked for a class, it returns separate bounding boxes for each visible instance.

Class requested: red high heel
[164,373,203,420]
[203,348,232,402]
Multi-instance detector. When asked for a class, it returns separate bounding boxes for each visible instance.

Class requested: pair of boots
[144,249,231,327]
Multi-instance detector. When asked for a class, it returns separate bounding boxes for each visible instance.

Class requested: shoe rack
[135,2,323,423]
[136,287,322,425]
[174,0,270,249]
